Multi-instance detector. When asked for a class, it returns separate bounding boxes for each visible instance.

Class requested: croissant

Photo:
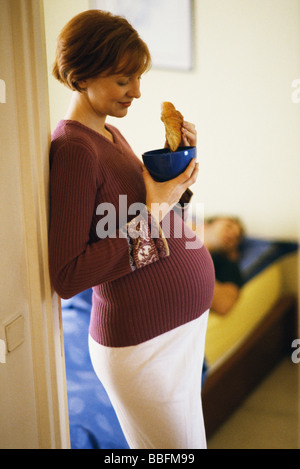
[161,102,184,152]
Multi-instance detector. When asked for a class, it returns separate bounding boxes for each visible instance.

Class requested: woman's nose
[127,78,141,99]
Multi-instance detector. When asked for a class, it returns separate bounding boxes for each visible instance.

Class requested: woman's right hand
[142,158,199,222]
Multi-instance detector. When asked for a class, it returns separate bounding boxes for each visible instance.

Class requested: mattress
[205,261,282,370]
[205,248,298,371]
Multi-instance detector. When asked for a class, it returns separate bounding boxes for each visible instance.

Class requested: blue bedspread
[62,237,297,449]
[62,291,129,449]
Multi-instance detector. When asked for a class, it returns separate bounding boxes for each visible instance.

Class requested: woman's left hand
[181,121,197,147]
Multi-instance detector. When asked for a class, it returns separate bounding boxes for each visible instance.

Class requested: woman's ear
[76,79,88,92]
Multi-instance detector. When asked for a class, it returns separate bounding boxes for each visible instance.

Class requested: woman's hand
[164,121,197,149]
[142,157,199,223]
[181,121,197,147]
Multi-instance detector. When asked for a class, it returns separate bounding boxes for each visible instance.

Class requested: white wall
[44,0,300,241]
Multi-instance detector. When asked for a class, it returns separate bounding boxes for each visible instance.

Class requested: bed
[61,237,298,448]
[202,237,298,437]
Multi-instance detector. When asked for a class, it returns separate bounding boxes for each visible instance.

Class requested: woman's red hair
[53,10,151,91]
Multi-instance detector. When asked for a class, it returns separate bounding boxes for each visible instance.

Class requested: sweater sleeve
[49,141,168,299]
[121,206,169,270]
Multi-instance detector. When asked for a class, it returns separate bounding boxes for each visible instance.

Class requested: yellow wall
[0,7,38,445]
[1,0,69,448]
[44,0,300,241]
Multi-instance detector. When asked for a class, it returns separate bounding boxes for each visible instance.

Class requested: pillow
[238,237,298,284]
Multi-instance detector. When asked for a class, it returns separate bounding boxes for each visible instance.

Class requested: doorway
[0,0,69,449]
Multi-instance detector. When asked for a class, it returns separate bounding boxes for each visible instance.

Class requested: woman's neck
[64,91,113,142]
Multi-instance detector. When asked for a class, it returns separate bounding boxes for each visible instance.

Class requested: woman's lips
[119,101,132,108]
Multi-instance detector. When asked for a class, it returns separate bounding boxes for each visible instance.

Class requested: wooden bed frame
[202,295,298,438]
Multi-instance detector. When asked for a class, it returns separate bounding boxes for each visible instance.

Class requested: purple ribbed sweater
[49,120,215,347]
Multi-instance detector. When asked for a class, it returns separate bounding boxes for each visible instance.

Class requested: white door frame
[0,0,69,448]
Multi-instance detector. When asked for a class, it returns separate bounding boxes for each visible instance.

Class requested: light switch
[5,315,25,352]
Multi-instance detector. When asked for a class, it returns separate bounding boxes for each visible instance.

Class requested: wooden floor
[207,357,299,449]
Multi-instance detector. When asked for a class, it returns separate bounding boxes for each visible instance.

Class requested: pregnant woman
[49,10,215,449]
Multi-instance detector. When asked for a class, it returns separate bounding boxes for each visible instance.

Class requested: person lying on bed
[204,216,244,315]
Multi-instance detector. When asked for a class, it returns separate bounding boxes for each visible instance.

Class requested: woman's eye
[117,76,141,86]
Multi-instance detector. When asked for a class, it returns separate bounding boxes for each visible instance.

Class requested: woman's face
[79,73,142,119]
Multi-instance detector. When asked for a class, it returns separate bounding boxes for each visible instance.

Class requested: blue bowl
[142,146,197,182]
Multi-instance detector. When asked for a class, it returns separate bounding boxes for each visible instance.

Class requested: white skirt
[88,310,209,450]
